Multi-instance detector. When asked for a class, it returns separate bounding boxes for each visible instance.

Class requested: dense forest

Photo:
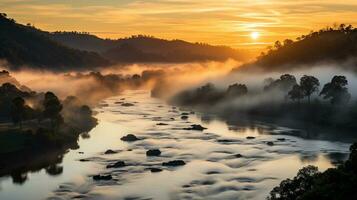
[238,24,357,72]
[0,13,109,71]
[51,32,249,63]
[268,142,357,200]
[171,73,357,130]
[0,70,97,180]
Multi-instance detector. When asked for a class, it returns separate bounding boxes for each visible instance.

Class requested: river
[0,90,351,200]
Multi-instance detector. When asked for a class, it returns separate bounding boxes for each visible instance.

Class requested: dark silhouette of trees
[264,74,297,92]
[288,84,304,104]
[226,83,248,97]
[237,24,357,72]
[268,165,319,200]
[268,143,357,200]
[320,76,351,105]
[43,92,63,130]
[11,97,26,129]
[300,75,320,104]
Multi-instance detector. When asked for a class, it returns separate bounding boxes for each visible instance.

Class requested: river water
[0,90,352,200]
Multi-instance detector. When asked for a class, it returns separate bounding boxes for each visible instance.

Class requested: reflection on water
[0,90,353,200]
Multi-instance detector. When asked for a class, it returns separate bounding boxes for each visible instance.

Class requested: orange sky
[2,0,357,51]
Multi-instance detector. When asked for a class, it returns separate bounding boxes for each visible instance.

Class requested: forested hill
[238,24,357,72]
[50,32,249,63]
[0,13,109,71]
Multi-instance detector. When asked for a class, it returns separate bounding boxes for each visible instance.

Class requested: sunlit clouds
[2,0,357,51]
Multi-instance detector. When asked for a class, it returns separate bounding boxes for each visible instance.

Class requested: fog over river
[0,90,351,200]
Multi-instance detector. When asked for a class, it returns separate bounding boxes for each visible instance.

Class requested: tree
[319,76,351,105]
[226,83,248,97]
[300,75,320,104]
[264,74,296,92]
[268,165,319,200]
[288,84,304,104]
[11,97,26,129]
[43,92,63,130]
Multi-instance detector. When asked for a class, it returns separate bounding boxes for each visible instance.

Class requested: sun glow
[250,32,260,40]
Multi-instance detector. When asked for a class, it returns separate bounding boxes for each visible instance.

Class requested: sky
[2,0,357,51]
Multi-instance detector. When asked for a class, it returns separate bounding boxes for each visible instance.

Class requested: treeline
[0,13,109,71]
[268,142,357,200]
[172,74,357,129]
[238,24,357,72]
[50,31,249,63]
[0,70,97,147]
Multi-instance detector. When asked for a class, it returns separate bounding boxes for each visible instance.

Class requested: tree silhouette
[300,75,320,104]
[43,92,63,130]
[264,74,297,92]
[226,83,248,97]
[11,97,25,129]
[288,84,304,104]
[320,76,351,105]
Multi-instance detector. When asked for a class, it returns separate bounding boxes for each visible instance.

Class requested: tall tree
[320,76,351,105]
[43,92,63,130]
[288,84,304,104]
[226,83,248,98]
[300,75,320,104]
[11,97,25,129]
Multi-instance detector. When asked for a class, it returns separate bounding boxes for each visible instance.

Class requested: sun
[250,32,260,40]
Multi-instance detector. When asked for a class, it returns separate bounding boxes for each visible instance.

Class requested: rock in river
[267,141,274,146]
[184,124,207,131]
[93,174,112,181]
[146,149,161,157]
[147,168,163,173]
[162,160,186,167]
[106,161,126,168]
[121,134,140,142]
[121,103,134,107]
[104,149,117,154]
[181,115,189,120]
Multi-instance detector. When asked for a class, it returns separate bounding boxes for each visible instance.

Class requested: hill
[50,32,249,63]
[237,24,357,72]
[0,13,109,71]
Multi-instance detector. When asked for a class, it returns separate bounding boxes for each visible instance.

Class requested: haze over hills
[237,24,357,73]
[51,32,249,63]
[0,13,249,71]
[0,13,109,71]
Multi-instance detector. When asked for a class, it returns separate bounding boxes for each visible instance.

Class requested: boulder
[93,174,112,181]
[104,149,117,154]
[181,116,189,120]
[162,160,186,167]
[106,161,126,168]
[121,134,140,142]
[148,168,163,173]
[156,123,168,126]
[184,124,207,131]
[267,141,274,146]
[246,136,255,139]
[234,154,243,158]
[121,103,134,107]
[146,149,161,157]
